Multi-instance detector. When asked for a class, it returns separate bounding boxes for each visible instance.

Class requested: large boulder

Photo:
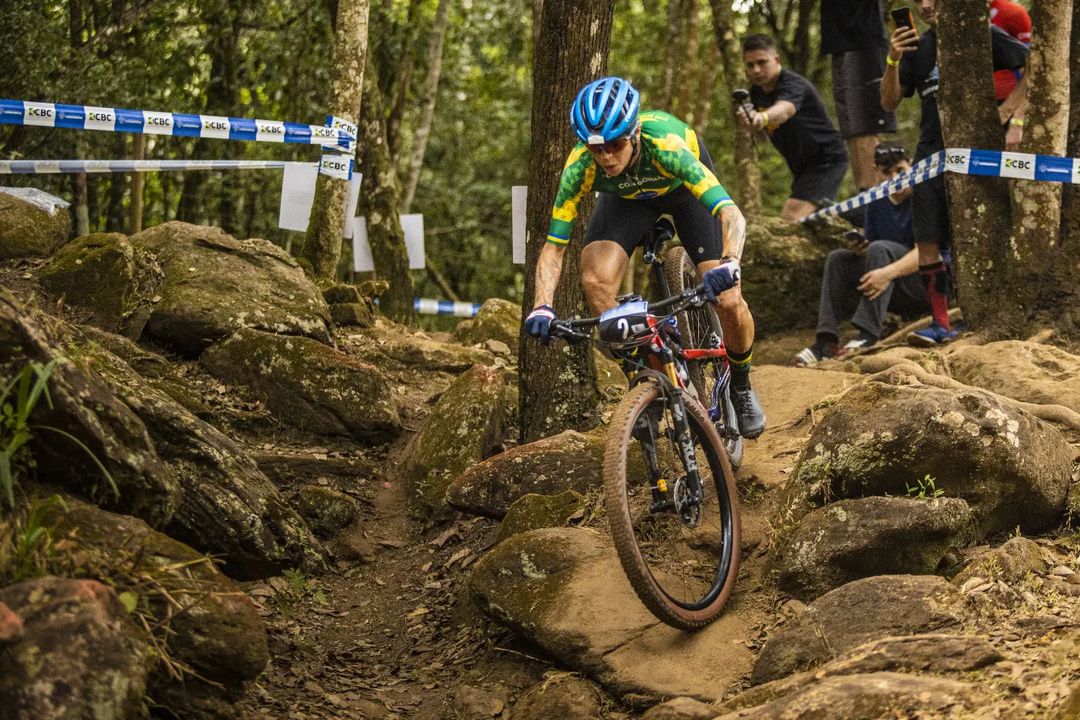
[130,222,332,355]
[740,217,829,335]
[777,372,1073,539]
[750,575,967,685]
[944,340,1080,411]
[37,232,163,339]
[46,497,270,715]
[452,298,520,354]
[509,674,604,720]
[470,527,755,702]
[951,536,1049,587]
[0,577,153,719]
[447,430,604,518]
[497,490,586,542]
[340,320,495,372]
[407,364,508,516]
[0,190,71,259]
[0,293,181,526]
[200,327,401,442]
[72,336,327,577]
[772,496,976,600]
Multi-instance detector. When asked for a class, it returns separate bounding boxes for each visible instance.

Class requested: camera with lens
[731,88,754,116]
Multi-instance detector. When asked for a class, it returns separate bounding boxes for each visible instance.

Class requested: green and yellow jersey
[546,110,735,246]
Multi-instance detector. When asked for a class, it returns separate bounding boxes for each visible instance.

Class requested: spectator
[989,0,1031,103]
[880,0,1027,345]
[791,141,925,366]
[741,34,849,221]
[820,0,899,192]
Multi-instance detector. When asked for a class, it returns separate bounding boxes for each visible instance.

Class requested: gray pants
[817,240,928,340]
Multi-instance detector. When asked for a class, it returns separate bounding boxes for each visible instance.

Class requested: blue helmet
[570,76,640,144]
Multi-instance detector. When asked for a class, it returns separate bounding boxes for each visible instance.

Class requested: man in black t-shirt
[742,34,848,221]
[880,0,1027,345]
[820,0,898,191]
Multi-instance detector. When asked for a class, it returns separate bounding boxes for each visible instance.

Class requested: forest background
[0,0,952,321]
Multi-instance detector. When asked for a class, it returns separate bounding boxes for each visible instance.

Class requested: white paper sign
[512,185,527,265]
[352,214,426,272]
[277,164,362,238]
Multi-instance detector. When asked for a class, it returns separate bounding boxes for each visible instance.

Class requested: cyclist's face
[744,49,781,88]
[587,134,633,176]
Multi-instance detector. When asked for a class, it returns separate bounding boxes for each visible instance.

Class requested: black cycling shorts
[791,157,848,203]
[584,141,725,264]
[912,173,952,251]
[832,46,898,138]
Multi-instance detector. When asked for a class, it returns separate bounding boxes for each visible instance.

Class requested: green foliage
[907,473,945,500]
[273,568,328,615]
[0,494,67,585]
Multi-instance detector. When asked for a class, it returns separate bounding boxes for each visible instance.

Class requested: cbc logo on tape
[944,149,970,174]
[1000,152,1036,180]
[84,107,116,131]
[319,154,353,180]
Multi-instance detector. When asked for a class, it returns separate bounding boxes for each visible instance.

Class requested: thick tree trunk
[690,38,721,135]
[936,0,1014,332]
[385,0,425,153]
[709,0,760,213]
[659,0,684,108]
[672,0,700,118]
[1007,0,1077,336]
[401,0,453,212]
[302,0,370,281]
[1062,0,1080,279]
[357,55,415,321]
[519,0,612,442]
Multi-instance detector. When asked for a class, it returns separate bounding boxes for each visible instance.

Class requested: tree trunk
[72,173,90,237]
[690,37,721,134]
[519,0,612,442]
[357,55,415,321]
[301,0,370,281]
[672,0,700,117]
[104,136,127,232]
[936,0,1014,332]
[1062,0,1080,279]
[385,0,425,154]
[659,0,684,107]
[1007,0,1077,336]
[401,0,453,212]
[709,0,760,213]
[128,134,145,234]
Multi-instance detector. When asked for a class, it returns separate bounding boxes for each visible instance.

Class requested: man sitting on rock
[792,141,927,366]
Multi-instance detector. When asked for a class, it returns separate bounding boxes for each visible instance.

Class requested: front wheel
[603,382,741,630]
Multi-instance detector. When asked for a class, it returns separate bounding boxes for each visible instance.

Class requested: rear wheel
[662,245,743,468]
[603,382,741,630]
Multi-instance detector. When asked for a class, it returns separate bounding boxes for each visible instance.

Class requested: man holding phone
[880,0,1028,345]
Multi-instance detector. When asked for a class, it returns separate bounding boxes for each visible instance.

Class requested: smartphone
[890,6,915,30]
[844,229,868,246]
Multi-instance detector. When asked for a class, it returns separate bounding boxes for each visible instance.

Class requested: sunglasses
[586,136,631,154]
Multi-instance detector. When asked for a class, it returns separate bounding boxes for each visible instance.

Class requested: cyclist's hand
[702,260,741,302]
[524,304,556,344]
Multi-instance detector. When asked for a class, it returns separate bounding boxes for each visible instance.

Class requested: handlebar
[550,282,708,344]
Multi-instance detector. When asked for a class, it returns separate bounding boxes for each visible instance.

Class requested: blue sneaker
[908,321,963,347]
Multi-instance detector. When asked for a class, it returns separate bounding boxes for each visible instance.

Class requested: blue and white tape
[0,159,307,174]
[0,99,355,150]
[803,147,1080,223]
[414,298,481,317]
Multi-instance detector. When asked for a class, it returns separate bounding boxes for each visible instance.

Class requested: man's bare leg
[848,134,881,190]
[780,198,818,221]
[581,241,630,315]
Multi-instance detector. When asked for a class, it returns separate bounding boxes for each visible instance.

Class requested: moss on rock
[0,191,71,259]
[497,491,585,542]
[298,485,359,538]
[452,299,520,354]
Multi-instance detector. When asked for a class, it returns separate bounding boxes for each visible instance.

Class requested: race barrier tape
[803,147,1080,223]
[0,98,355,150]
[414,298,481,317]
[0,159,306,174]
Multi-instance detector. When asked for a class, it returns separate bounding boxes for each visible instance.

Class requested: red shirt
[990,0,1031,101]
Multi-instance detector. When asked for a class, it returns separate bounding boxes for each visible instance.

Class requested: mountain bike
[550,271,741,630]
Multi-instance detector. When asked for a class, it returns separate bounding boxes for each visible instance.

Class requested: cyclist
[523,76,766,439]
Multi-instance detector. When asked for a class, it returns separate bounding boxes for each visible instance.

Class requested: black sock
[812,333,838,357]
[729,347,753,389]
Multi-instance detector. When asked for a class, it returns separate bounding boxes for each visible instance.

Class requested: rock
[408,365,507,516]
[452,298,520,355]
[252,449,381,488]
[330,302,374,328]
[772,496,976,600]
[45,497,269,711]
[713,673,979,720]
[331,525,378,563]
[945,340,1080,412]
[298,485,359,538]
[446,684,507,719]
[777,372,1073,539]
[470,528,754,701]
[131,221,332,355]
[740,219,828,335]
[641,696,722,720]
[952,536,1048,586]
[595,349,629,397]
[447,430,604,518]
[343,321,495,372]
[0,577,152,719]
[0,293,181,526]
[510,674,604,720]
[37,232,163,339]
[0,190,71,259]
[200,327,401,442]
[0,601,24,644]
[497,490,586,542]
[751,575,966,685]
[1056,681,1080,720]
[322,283,363,304]
[72,336,327,578]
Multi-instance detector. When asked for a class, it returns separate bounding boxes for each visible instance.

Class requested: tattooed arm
[532,242,567,309]
[719,205,747,260]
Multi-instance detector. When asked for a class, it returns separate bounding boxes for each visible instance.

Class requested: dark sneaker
[908,321,963,347]
[730,387,766,439]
